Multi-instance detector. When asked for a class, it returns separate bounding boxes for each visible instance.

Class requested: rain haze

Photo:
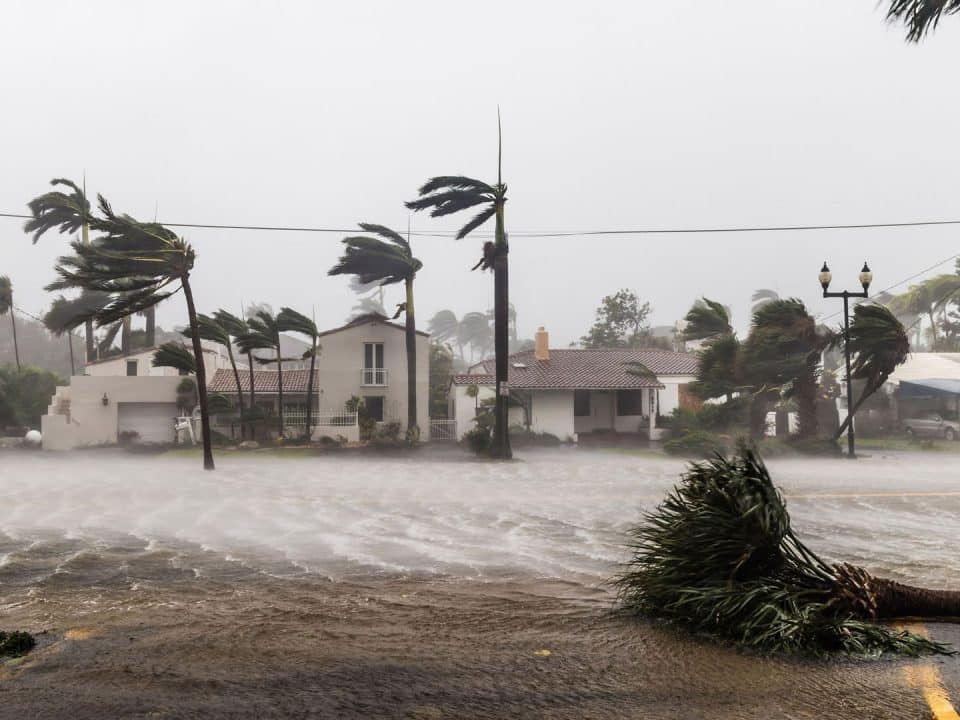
[2,0,959,341]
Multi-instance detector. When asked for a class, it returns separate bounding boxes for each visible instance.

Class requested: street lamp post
[819,261,872,458]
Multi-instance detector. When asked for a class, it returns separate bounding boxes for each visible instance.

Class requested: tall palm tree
[0,276,19,372]
[833,304,910,439]
[329,223,423,439]
[47,195,216,470]
[26,179,158,362]
[277,307,321,441]
[213,310,255,437]
[682,298,733,342]
[237,310,287,438]
[406,113,512,458]
[887,0,960,41]
[186,314,248,440]
[460,311,493,362]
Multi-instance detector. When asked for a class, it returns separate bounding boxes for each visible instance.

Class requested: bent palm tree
[237,310,287,438]
[187,314,247,440]
[406,113,512,458]
[26,178,159,360]
[750,288,780,315]
[47,195,216,470]
[213,310,255,437]
[329,224,423,439]
[887,0,960,40]
[617,448,959,655]
[833,304,910,439]
[0,276,19,372]
[682,298,732,342]
[277,307,321,441]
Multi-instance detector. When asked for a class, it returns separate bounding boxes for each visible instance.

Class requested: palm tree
[887,0,960,41]
[329,223,423,439]
[750,288,780,315]
[277,307,321,441]
[26,178,159,361]
[213,310,255,437]
[833,304,910,439]
[460,311,493,362]
[406,113,512,458]
[47,195,216,470]
[682,298,733,342]
[152,341,196,374]
[237,310,287,438]
[0,276,19,372]
[428,310,464,360]
[186,314,248,440]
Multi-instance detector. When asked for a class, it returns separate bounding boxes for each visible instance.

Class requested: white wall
[658,375,696,416]
[84,340,242,382]
[529,391,575,440]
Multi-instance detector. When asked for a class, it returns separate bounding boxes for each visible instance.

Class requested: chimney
[534,326,549,361]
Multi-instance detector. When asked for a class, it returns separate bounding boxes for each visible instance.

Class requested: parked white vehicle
[903,412,959,441]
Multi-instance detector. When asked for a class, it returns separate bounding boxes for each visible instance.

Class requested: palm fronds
[152,342,196,374]
[616,448,953,656]
[0,276,12,316]
[24,178,91,243]
[328,223,421,286]
[887,0,960,41]
[683,298,732,341]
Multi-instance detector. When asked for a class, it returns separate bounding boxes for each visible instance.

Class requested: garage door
[117,403,178,444]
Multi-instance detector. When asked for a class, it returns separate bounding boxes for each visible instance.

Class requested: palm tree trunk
[9,304,20,372]
[834,379,881,439]
[247,350,256,438]
[68,333,75,376]
[929,309,938,349]
[750,394,769,441]
[226,344,246,441]
[121,316,131,355]
[836,564,960,619]
[305,339,316,442]
[85,320,95,363]
[276,348,284,439]
[404,276,418,441]
[181,275,215,470]
[796,367,819,438]
[145,307,156,347]
[490,203,512,459]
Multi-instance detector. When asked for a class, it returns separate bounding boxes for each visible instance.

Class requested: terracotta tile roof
[209,368,319,394]
[453,349,698,390]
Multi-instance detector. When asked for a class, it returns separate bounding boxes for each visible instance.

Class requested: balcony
[360,368,388,386]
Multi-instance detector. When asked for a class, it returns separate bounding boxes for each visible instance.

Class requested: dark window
[126,360,138,376]
[616,390,644,416]
[178,368,189,376]
[363,342,384,369]
[364,396,385,422]
[574,390,591,417]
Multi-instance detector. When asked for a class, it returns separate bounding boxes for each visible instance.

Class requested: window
[363,342,386,385]
[126,360,138,376]
[574,390,591,417]
[616,390,644,416]
[364,396,384,422]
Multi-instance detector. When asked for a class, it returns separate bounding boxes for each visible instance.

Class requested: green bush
[0,630,35,657]
[464,426,492,455]
[663,430,728,457]
[508,425,562,447]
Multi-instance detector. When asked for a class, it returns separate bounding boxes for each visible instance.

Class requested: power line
[5,211,960,238]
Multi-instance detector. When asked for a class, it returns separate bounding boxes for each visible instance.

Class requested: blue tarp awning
[899,379,960,399]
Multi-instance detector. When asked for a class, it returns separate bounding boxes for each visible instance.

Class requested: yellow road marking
[899,623,960,720]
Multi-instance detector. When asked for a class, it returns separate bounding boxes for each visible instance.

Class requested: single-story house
[447,328,699,442]
[884,353,960,423]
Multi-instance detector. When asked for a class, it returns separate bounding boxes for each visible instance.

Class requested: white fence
[429,418,458,441]
[283,409,358,429]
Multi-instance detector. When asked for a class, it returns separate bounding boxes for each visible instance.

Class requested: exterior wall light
[102,393,109,406]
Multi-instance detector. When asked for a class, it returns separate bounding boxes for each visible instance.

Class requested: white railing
[284,409,359,428]
[360,368,388,386]
[429,419,458,441]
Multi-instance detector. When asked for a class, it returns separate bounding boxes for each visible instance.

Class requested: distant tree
[887,0,960,41]
[213,310,255,436]
[237,310,288,438]
[580,289,653,349]
[750,289,780,315]
[429,342,455,418]
[0,364,64,429]
[48,195,216,470]
[682,298,732,342]
[329,223,423,440]
[0,276,20,372]
[277,307,321,441]
[187,314,249,439]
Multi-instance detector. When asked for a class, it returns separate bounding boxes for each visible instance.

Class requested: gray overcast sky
[2,0,958,346]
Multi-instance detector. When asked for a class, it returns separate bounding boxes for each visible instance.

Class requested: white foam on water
[0,449,958,585]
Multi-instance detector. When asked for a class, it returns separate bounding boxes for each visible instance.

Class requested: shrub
[663,430,728,457]
[0,630,35,657]
[464,426,491,455]
[508,425,562,447]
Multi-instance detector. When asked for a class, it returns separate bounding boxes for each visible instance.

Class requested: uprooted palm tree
[329,224,423,440]
[186,314,248,440]
[277,307,321,441]
[887,0,960,41]
[237,310,288,438]
[47,195,215,470]
[0,276,19,372]
[617,447,959,656]
[406,112,512,458]
[832,304,910,440]
[25,178,157,361]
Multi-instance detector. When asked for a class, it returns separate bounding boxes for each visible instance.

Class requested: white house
[41,313,430,448]
[447,328,699,442]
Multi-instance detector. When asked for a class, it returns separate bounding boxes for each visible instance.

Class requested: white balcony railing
[361,368,388,386]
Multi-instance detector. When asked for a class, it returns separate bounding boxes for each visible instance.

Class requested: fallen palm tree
[616,448,959,655]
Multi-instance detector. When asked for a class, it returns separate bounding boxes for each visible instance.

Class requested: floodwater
[0,448,957,718]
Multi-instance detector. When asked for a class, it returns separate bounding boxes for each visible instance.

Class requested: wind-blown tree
[277,307,321,441]
[833,304,910,439]
[186,314,247,440]
[682,297,732,342]
[237,310,287,438]
[750,288,780,315]
[329,224,423,440]
[887,0,960,40]
[740,299,829,439]
[0,276,20,372]
[406,115,512,458]
[682,298,740,403]
[25,178,157,361]
[47,195,216,470]
[152,341,196,374]
[43,295,89,375]
[213,310,255,436]
[460,311,493,362]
